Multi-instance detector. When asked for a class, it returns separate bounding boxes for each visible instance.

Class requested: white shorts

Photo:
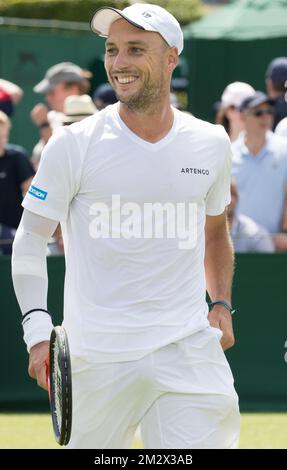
[67,326,240,449]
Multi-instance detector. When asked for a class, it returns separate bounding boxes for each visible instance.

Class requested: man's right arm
[12,208,59,389]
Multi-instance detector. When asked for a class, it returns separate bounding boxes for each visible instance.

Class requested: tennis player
[12,3,240,448]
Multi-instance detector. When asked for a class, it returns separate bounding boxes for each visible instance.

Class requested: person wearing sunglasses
[232,91,287,251]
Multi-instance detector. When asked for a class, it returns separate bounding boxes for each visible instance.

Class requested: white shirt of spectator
[231,213,274,253]
[275,117,287,138]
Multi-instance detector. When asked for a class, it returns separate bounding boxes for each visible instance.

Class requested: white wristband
[22,310,54,353]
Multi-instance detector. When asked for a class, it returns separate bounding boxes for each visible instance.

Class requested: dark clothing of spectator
[0,223,15,254]
[273,96,287,130]
[93,83,117,109]
[0,146,35,228]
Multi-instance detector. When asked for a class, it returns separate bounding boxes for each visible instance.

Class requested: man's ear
[167,47,179,73]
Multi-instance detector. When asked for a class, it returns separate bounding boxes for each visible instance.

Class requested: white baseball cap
[221,82,255,109]
[91,3,184,55]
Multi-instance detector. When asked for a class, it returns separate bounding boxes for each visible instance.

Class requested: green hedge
[0,0,203,25]
[149,0,203,25]
[0,0,130,22]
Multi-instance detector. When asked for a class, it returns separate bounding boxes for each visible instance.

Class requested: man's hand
[208,304,235,351]
[28,340,49,390]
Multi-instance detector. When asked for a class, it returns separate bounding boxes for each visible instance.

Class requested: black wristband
[22,308,51,323]
[208,300,236,315]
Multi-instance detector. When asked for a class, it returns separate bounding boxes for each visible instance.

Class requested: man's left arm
[205,210,235,350]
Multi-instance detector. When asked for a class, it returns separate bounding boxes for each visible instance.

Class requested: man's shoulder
[177,110,230,143]
[44,107,110,151]
[65,104,114,139]
[42,106,116,168]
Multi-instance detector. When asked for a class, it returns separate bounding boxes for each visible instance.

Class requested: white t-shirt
[23,104,232,362]
[275,117,287,138]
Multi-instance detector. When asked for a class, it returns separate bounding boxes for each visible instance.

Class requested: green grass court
[1,413,287,448]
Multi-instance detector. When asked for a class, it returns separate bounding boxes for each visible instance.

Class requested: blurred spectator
[170,92,181,109]
[232,91,287,252]
[0,111,34,230]
[62,94,97,125]
[0,89,13,117]
[170,77,189,111]
[0,78,23,117]
[265,57,287,129]
[227,180,274,253]
[93,82,117,110]
[0,223,16,255]
[34,62,92,112]
[31,62,92,169]
[275,117,287,138]
[215,82,255,141]
[171,77,189,92]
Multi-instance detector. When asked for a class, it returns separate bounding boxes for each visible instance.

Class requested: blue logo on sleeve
[28,185,48,201]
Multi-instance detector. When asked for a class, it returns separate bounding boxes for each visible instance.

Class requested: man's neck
[118,100,174,143]
[244,132,267,156]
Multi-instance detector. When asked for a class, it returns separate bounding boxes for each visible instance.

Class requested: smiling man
[12,3,240,449]
[104,22,172,112]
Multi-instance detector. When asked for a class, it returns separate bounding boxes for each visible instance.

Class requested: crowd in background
[1,56,287,255]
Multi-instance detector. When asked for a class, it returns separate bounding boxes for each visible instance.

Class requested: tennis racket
[46,326,72,446]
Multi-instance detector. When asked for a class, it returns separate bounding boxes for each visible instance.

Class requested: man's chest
[78,142,217,205]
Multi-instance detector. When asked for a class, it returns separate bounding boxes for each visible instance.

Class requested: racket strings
[54,338,71,433]
[52,341,63,431]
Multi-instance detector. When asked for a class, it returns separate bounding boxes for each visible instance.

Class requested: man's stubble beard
[113,67,166,112]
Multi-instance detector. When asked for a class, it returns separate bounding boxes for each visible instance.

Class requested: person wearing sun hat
[30,62,92,170]
[215,81,255,142]
[62,94,97,125]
